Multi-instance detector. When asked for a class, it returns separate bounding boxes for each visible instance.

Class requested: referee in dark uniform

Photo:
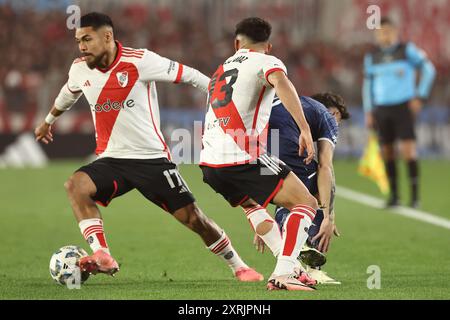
[363,17,436,208]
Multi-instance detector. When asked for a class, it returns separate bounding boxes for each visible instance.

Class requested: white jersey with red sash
[200,49,287,167]
[54,41,209,159]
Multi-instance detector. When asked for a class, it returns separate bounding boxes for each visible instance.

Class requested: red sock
[273,205,315,276]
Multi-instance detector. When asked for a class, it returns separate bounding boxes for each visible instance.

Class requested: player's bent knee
[286,194,318,211]
[64,173,95,197]
[64,177,79,196]
[295,192,318,209]
[63,179,73,193]
[305,195,319,209]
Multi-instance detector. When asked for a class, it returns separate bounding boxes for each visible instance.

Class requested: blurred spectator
[0,0,448,135]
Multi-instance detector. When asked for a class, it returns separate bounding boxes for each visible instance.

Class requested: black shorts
[373,102,416,144]
[76,157,195,213]
[200,154,291,208]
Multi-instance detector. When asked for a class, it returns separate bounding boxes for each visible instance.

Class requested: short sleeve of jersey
[139,49,181,83]
[405,42,428,67]
[317,111,339,147]
[67,61,82,93]
[262,55,287,87]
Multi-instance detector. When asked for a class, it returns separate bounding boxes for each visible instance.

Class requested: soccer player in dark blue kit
[257,92,349,283]
[363,17,436,208]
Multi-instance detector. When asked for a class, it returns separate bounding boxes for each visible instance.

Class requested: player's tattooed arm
[317,140,335,219]
[313,140,340,251]
[329,167,336,222]
[328,167,340,237]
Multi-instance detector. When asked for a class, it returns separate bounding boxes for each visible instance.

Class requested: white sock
[78,218,110,255]
[208,231,248,273]
[244,205,282,257]
[273,205,315,276]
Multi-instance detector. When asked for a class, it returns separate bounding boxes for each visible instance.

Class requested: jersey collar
[96,41,123,73]
[379,42,401,53]
[236,48,259,54]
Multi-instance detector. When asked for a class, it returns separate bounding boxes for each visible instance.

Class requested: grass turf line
[0,160,449,299]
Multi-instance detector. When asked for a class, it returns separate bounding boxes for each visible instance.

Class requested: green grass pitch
[0,160,449,299]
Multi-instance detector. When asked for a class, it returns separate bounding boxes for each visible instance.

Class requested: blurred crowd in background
[0,0,449,157]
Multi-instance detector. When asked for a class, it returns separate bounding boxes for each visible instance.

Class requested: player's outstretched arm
[140,50,210,93]
[35,105,63,144]
[176,64,210,93]
[312,140,340,252]
[268,71,314,164]
[35,82,83,144]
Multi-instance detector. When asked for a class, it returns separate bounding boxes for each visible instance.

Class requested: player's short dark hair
[235,17,271,43]
[80,12,114,31]
[310,92,350,120]
[380,16,395,27]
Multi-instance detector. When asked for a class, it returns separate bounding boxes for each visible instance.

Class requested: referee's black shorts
[373,101,416,144]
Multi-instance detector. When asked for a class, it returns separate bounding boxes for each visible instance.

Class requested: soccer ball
[49,245,90,286]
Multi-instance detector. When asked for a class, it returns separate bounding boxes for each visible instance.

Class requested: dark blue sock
[274,207,290,233]
[307,208,324,248]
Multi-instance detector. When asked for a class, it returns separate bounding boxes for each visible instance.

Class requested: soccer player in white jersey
[34,12,263,282]
[200,17,320,291]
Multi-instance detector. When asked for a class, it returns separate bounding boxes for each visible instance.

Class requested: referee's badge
[116,71,129,88]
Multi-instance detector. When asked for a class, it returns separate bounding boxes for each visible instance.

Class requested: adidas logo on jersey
[83,80,91,87]
[91,99,135,113]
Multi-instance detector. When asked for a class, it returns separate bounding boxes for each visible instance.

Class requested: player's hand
[409,98,423,118]
[299,129,314,164]
[365,112,374,129]
[253,234,265,254]
[333,224,341,237]
[311,217,339,253]
[35,122,54,144]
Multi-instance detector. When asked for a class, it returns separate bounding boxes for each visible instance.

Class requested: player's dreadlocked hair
[80,12,114,31]
[310,92,350,120]
[235,17,272,43]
